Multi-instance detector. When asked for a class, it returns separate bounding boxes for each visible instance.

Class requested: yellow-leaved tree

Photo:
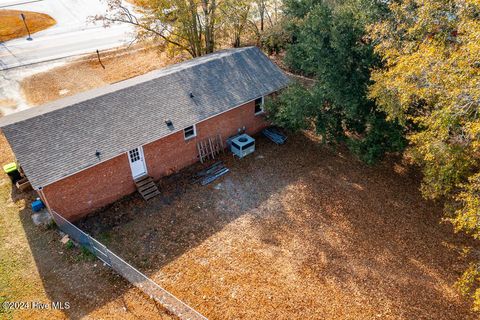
[369,0,480,310]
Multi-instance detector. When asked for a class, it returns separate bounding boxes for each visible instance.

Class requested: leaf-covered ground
[79,132,478,319]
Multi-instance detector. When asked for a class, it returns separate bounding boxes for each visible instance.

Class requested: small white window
[129,148,140,162]
[255,96,264,115]
[184,125,196,140]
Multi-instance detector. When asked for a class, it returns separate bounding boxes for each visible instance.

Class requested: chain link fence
[50,210,207,320]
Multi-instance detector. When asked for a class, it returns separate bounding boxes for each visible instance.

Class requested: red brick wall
[42,100,268,221]
[42,153,136,221]
[144,99,268,179]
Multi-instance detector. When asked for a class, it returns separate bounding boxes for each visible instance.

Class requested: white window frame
[183,124,197,140]
[254,96,265,115]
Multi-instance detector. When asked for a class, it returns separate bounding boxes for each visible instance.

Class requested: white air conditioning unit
[230,134,255,158]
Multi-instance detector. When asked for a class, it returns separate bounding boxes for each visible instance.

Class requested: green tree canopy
[268,0,404,164]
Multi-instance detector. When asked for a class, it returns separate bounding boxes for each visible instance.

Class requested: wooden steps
[134,175,160,200]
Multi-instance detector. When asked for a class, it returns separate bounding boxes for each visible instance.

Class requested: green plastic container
[3,162,17,174]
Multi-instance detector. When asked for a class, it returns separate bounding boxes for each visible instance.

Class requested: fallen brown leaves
[79,132,478,320]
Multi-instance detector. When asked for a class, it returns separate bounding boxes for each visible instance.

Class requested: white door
[128,147,147,179]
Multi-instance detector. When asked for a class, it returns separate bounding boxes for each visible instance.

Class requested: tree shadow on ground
[13,179,176,318]
[13,131,299,319]
[74,133,476,319]
[76,133,302,276]
[7,130,476,319]
[250,135,476,319]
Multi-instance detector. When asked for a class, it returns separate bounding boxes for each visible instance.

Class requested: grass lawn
[21,45,180,106]
[0,171,64,320]
[0,134,173,319]
[0,45,183,319]
[0,10,56,42]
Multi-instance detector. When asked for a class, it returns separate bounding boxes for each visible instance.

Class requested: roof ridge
[1,46,289,189]
[0,46,257,128]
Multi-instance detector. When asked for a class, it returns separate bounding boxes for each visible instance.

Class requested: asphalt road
[0,0,135,70]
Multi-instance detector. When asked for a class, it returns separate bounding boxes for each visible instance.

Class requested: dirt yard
[77,131,478,320]
[0,10,56,42]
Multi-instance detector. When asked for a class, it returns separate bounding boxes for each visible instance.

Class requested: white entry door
[128,147,147,179]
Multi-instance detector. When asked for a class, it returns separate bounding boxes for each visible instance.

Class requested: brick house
[0,47,289,221]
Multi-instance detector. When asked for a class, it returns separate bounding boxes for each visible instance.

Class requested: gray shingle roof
[0,47,289,189]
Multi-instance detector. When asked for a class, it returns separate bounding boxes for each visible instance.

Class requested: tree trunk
[188,0,203,57]
[202,0,216,54]
[258,0,265,32]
